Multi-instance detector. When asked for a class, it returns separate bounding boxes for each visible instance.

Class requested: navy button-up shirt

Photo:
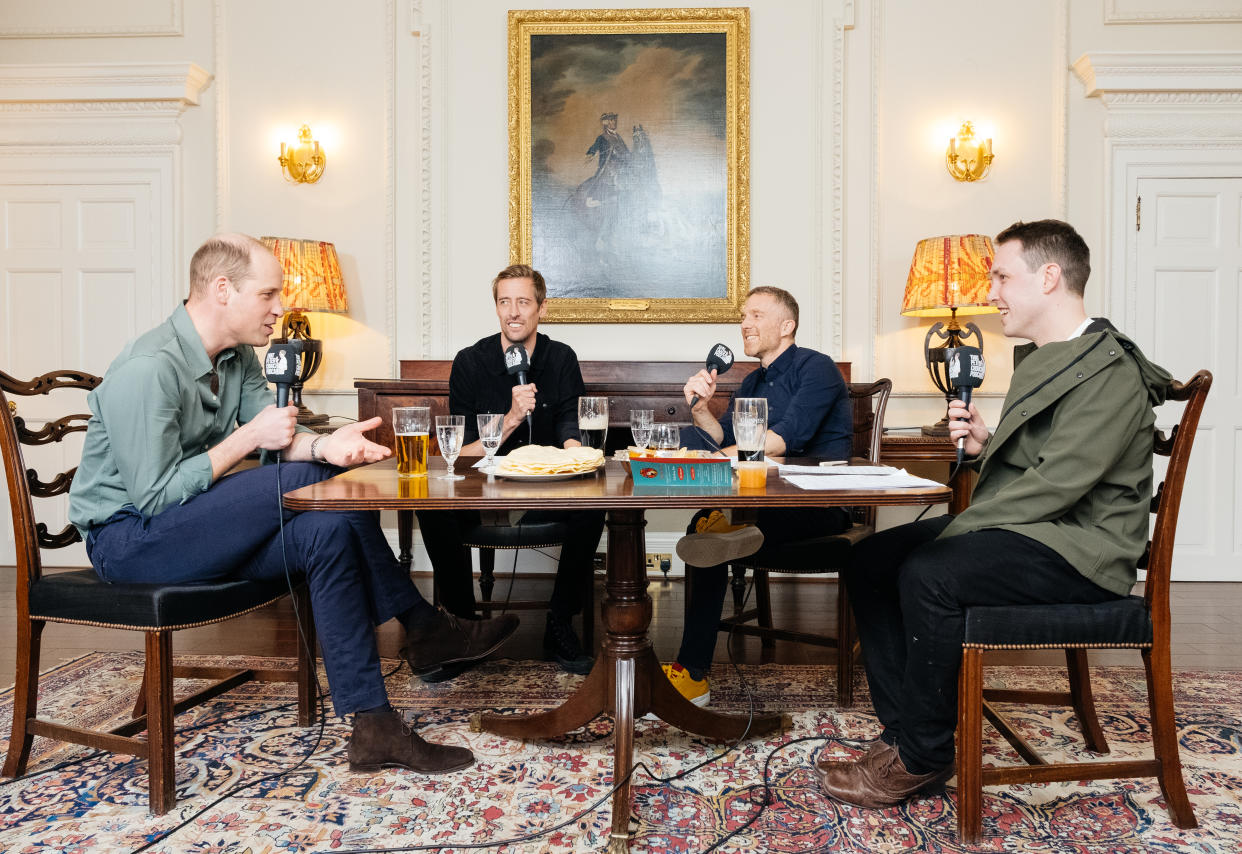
[715,344,851,458]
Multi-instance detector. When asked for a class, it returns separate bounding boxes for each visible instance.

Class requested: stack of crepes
[495,444,605,476]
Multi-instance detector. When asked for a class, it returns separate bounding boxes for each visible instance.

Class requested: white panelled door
[1133,176,1242,581]
[1,176,159,566]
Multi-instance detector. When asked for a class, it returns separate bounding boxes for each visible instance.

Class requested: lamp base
[921,417,951,437]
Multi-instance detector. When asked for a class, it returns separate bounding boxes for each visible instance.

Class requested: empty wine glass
[477,413,503,473]
[653,423,681,456]
[630,409,654,451]
[435,415,465,481]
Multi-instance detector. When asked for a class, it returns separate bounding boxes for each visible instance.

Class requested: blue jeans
[86,461,423,717]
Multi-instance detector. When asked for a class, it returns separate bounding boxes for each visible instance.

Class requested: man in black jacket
[417,265,605,676]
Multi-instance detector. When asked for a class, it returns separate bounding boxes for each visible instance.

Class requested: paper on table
[730,458,780,469]
[784,472,945,490]
[777,464,899,476]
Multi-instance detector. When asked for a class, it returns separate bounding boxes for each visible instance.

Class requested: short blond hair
[189,234,266,297]
[747,286,799,336]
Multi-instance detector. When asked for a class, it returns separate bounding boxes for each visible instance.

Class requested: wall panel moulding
[0,62,212,147]
[1073,52,1242,140]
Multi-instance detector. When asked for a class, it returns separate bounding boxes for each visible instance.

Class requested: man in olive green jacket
[817,219,1172,809]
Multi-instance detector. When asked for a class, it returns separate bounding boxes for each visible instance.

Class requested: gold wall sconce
[946,121,994,183]
[278,124,326,184]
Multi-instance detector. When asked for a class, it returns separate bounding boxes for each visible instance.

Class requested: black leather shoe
[543,611,594,675]
[402,608,519,675]
[348,709,473,774]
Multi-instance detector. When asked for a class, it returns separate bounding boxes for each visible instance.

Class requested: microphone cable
[130,450,335,854]
[329,580,826,854]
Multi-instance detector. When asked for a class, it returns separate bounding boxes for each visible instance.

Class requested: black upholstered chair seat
[963,595,1152,649]
[29,569,298,631]
[461,521,570,550]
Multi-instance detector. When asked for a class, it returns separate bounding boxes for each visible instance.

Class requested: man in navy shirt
[664,286,852,707]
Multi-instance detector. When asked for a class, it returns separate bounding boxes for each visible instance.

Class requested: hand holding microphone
[944,345,986,464]
[688,343,735,408]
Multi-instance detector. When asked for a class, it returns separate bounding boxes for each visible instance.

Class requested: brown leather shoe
[348,709,474,774]
[815,742,953,809]
[402,608,520,676]
[815,738,895,773]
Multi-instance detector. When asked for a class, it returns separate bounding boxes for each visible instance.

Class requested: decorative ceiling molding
[0,0,182,39]
[1073,52,1242,140]
[0,62,211,147]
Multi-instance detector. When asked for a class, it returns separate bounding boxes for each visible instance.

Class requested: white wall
[4,0,1242,564]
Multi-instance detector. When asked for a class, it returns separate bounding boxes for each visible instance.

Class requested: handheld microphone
[945,345,986,464]
[504,344,533,432]
[690,343,735,408]
[264,340,302,408]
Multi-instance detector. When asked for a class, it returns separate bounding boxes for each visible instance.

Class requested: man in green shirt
[817,219,1172,808]
[69,234,519,774]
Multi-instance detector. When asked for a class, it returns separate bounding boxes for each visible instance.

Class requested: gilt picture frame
[508,7,750,323]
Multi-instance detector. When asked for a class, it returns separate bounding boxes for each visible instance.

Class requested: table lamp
[901,234,997,436]
[259,237,349,426]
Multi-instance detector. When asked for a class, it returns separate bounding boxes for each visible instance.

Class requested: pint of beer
[393,406,431,476]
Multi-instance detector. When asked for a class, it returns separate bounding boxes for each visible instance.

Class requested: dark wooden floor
[2,569,1239,688]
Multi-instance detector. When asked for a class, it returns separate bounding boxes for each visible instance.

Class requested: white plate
[493,461,606,482]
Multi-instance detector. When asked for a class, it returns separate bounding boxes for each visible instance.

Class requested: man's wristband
[309,435,325,463]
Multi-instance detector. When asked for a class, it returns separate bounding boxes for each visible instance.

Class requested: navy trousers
[676,506,851,679]
[86,461,423,717]
[845,515,1121,773]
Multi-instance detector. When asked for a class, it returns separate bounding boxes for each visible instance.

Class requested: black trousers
[677,506,851,679]
[416,509,605,621]
[845,515,1121,773]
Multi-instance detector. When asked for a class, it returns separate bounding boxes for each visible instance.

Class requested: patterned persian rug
[1,653,1241,853]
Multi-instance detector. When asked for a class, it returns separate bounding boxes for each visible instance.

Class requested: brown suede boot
[402,608,520,676]
[815,741,953,809]
[815,738,895,773]
[347,709,474,774]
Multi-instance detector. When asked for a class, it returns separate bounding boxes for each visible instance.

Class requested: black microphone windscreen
[264,341,302,385]
[945,346,985,390]
[504,344,530,376]
[705,343,734,375]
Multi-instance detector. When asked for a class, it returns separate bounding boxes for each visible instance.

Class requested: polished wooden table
[284,457,950,852]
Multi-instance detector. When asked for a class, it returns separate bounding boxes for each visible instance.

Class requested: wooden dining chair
[715,378,892,707]
[456,515,596,649]
[955,369,1211,842]
[1,368,318,815]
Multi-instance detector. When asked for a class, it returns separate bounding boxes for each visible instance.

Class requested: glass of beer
[733,398,768,462]
[435,415,466,481]
[393,406,430,477]
[578,396,609,450]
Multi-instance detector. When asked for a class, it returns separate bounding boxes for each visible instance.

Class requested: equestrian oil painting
[508,8,750,323]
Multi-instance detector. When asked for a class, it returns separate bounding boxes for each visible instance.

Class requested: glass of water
[733,397,768,462]
[630,409,654,451]
[477,413,504,472]
[578,396,609,450]
[653,423,681,456]
[435,415,465,481]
